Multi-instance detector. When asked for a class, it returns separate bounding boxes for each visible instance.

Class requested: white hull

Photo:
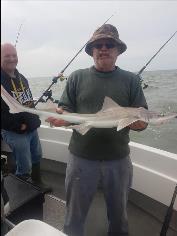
[38,125,177,210]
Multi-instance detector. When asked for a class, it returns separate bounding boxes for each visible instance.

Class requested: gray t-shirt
[59,66,148,160]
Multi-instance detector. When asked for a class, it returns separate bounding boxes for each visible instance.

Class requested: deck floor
[41,170,177,236]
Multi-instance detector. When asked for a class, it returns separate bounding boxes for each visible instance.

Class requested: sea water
[28,69,177,154]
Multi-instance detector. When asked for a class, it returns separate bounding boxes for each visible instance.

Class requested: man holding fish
[46,24,148,236]
[1,43,50,192]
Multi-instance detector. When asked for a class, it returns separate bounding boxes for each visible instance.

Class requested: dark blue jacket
[1,69,41,133]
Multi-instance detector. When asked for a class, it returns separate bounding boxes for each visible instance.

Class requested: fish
[1,85,177,135]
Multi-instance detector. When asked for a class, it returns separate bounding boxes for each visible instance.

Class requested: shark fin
[100,96,121,112]
[67,123,91,135]
[117,118,139,131]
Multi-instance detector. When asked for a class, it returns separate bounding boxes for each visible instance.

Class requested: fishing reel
[139,76,148,90]
[34,74,67,107]
[142,83,148,89]
[38,90,59,104]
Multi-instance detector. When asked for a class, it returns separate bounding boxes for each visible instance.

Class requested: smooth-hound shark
[1,85,177,135]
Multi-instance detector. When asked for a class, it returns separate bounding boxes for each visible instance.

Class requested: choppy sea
[28,69,177,154]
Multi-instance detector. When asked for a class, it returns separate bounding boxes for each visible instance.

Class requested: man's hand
[45,107,70,127]
[20,124,27,131]
[128,120,148,131]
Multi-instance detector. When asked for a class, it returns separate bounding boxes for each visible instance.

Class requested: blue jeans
[64,153,133,236]
[1,129,42,176]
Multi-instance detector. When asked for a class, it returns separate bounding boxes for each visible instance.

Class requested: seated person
[1,43,51,192]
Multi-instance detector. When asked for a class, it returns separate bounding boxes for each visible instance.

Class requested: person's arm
[1,98,27,133]
[1,96,39,132]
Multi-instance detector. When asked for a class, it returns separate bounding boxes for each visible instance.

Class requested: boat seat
[5,219,67,236]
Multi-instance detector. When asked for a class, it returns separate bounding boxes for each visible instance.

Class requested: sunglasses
[93,42,117,49]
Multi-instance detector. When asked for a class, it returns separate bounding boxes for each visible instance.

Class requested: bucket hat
[85,24,127,56]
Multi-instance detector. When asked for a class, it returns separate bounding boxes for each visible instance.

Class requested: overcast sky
[1,0,177,77]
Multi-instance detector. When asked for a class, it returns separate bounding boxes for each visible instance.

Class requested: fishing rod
[137,30,177,89]
[14,20,25,48]
[34,14,115,107]
[160,184,177,236]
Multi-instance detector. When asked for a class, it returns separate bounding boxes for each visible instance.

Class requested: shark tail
[1,85,26,113]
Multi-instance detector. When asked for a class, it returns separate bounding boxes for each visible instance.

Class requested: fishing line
[34,14,115,106]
